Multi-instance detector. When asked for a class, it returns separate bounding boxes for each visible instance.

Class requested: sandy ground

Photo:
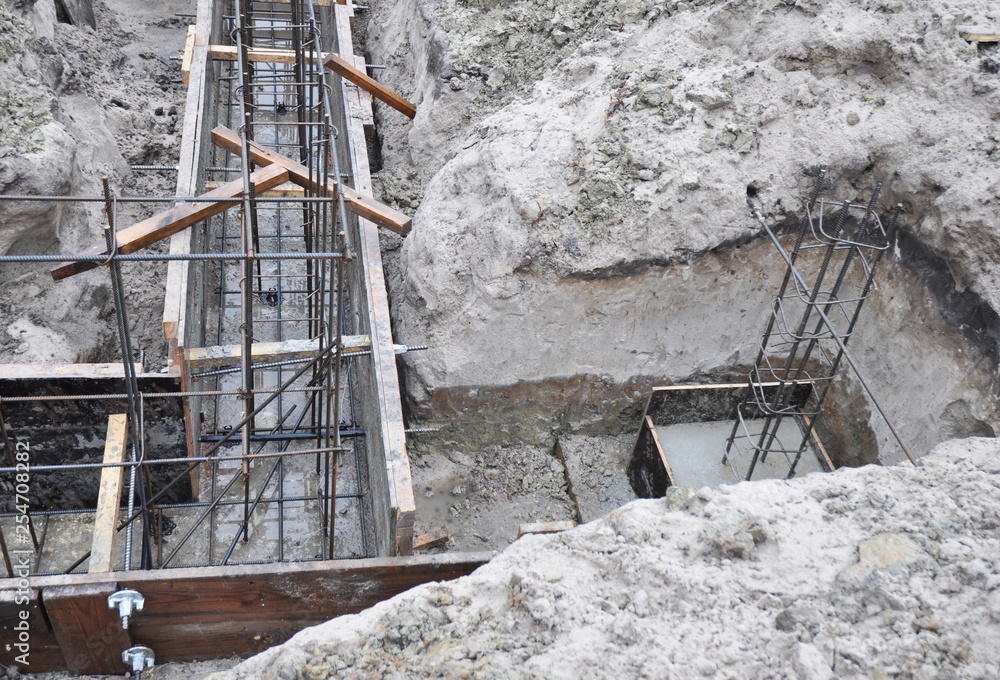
[0,0,194,369]
[3,0,1000,677]
[354,0,1000,549]
[361,0,1000,459]
[211,436,1000,680]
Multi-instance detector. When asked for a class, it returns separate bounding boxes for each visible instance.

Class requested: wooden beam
[209,44,309,64]
[331,2,415,555]
[961,32,1000,42]
[44,584,132,675]
[210,126,412,235]
[517,521,576,539]
[267,0,336,6]
[164,0,212,347]
[324,54,417,119]
[51,164,289,280]
[89,414,127,574]
[186,335,371,371]
[646,415,675,487]
[180,24,196,85]
[56,0,95,29]
[413,527,449,551]
[802,414,837,472]
[204,180,307,197]
[0,363,143,380]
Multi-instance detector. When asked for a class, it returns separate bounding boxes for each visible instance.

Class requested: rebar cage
[0,0,394,575]
[724,170,901,482]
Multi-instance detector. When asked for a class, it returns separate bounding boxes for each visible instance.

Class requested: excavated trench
[1,0,998,564]
[397,220,1000,551]
[352,0,1000,554]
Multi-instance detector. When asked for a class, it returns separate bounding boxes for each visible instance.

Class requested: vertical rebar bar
[786,204,902,476]
[102,176,152,570]
[724,169,827,465]
[753,184,882,471]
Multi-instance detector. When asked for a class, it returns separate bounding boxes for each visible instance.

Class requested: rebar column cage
[723,171,900,481]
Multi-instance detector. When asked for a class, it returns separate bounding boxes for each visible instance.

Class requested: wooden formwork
[626,381,834,496]
[326,2,416,557]
[0,0,441,673]
[0,553,490,673]
[167,0,416,555]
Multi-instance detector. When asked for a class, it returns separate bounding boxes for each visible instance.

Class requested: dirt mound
[362,0,1000,459]
[0,0,191,367]
[210,437,1000,680]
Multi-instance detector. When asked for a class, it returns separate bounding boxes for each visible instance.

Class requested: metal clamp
[122,646,155,675]
[108,589,145,630]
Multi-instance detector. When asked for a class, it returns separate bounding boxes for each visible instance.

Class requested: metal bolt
[393,344,428,355]
[108,589,145,630]
[404,427,440,434]
[122,646,155,675]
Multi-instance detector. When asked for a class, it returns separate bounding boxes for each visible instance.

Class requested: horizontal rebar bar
[0,386,327,403]
[0,252,342,264]
[0,445,350,473]
[192,350,371,378]
[0,493,364,520]
[200,430,363,442]
[0,195,340,204]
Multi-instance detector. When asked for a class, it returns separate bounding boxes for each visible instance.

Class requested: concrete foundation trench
[0,0,999,676]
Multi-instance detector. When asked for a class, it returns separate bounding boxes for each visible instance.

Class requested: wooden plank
[517,521,576,539]
[333,4,415,555]
[647,415,675,487]
[210,126,411,235]
[89,414,127,574]
[0,588,64,672]
[51,164,289,280]
[164,0,213,347]
[268,0,336,6]
[413,528,449,550]
[57,0,95,28]
[166,0,213,485]
[205,180,307,197]
[186,335,371,370]
[0,363,143,380]
[180,24,196,86]
[0,553,490,669]
[44,583,132,675]
[802,414,836,472]
[209,45,310,64]
[324,54,416,119]
[961,32,1000,42]
[626,415,672,498]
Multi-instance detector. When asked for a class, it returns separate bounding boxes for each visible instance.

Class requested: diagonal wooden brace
[324,54,417,119]
[208,47,417,121]
[210,126,412,235]
[51,164,290,280]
